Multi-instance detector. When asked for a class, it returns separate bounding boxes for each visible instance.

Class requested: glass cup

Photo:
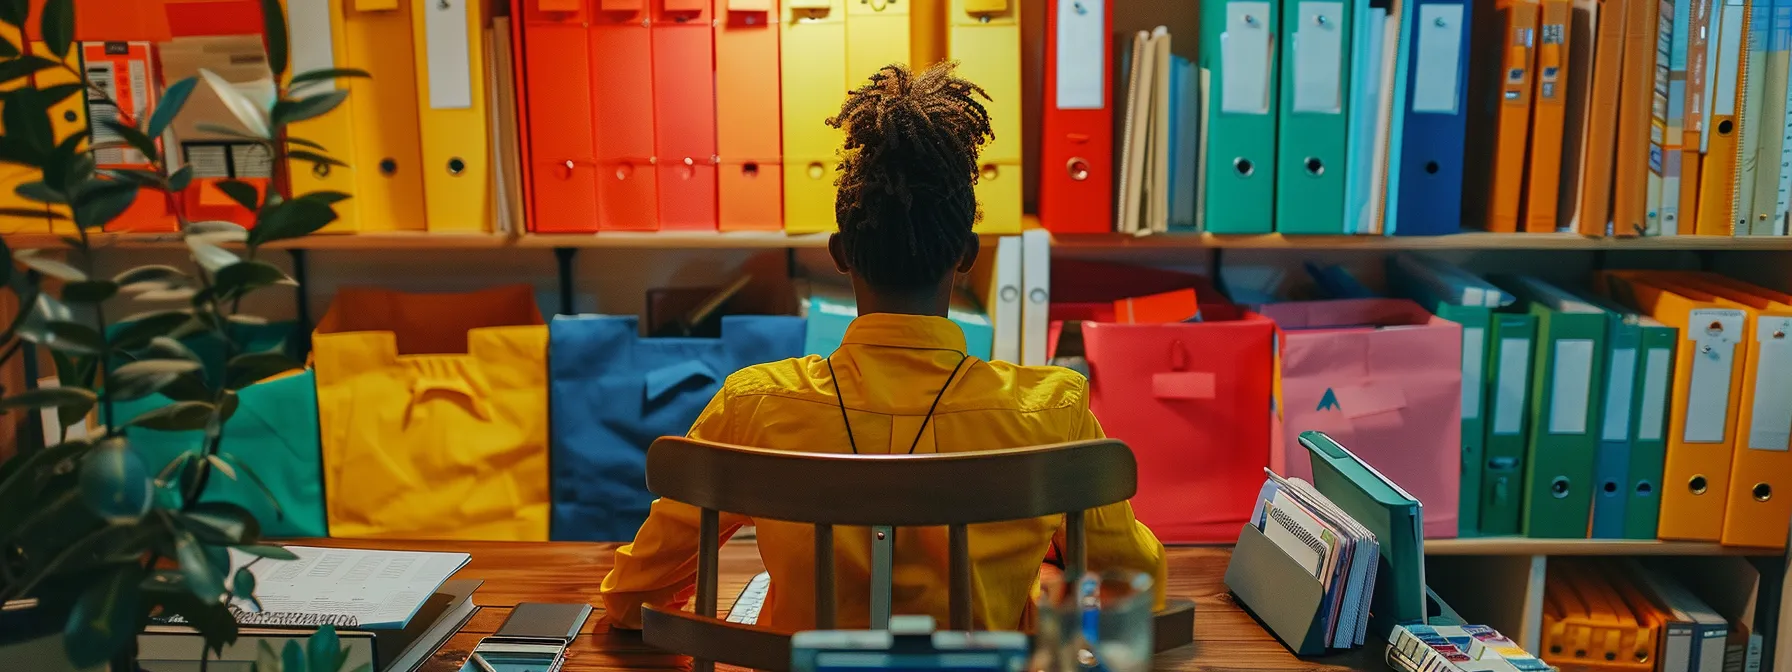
[1034,569,1154,672]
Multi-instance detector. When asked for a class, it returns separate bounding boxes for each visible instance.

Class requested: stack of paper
[1116,27,1173,235]
[1250,469,1381,649]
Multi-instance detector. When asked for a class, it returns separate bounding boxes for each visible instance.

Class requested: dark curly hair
[827,62,995,290]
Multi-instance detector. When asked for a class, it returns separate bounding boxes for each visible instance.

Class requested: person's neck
[851,278,953,318]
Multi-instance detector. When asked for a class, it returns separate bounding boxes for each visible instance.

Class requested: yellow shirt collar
[839,313,968,353]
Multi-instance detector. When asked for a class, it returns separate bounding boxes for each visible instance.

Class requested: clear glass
[1033,570,1154,672]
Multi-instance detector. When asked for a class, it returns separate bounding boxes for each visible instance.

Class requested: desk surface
[305,538,1383,672]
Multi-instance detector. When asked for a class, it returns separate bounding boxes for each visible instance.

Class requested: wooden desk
[306,538,1382,672]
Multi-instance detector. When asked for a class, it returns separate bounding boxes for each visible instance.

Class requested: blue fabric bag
[549,314,805,541]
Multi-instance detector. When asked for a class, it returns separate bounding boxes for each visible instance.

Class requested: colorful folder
[593,0,658,231]
[949,0,1022,234]
[652,0,719,231]
[1522,0,1572,232]
[1483,311,1540,536]
[1201,0,1280,233]
[1493,275,1608,538]
[513,0,597,232]
[1600,272,1746,542]
[715,0,784,231]
[1542,560,1658,671]
[1732,0,1769,236]
[1744,0,1792,235]
[1040,0,1113,233]
[1696,0,1744,235]
[1391,0,1474,235]
[1275,0,1352,234]
[1611,0,1659,236]
[1475,0,1539,232]
[1680,0,1713,234]
[781,0,846,233]
[1562,0,1623,235]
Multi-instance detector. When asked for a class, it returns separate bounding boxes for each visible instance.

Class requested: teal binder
[1492,276,1608,539]
[1202,0,1280,233]
[1301,430,1426,637]
[1628,316,1679,539]
[1275,0,1353,234]
[1480,312,1537,535]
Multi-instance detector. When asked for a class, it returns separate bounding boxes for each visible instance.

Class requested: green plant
[251,626,370,672]
[0,0,366,669]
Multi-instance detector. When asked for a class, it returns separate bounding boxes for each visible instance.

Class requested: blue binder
[548,315,806,541]
[1388,0,1474,235]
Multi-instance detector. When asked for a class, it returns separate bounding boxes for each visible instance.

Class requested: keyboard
[726,572,771,625]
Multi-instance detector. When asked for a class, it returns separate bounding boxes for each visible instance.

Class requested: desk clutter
[6,0,1792,237]
[1539,558,1760,672]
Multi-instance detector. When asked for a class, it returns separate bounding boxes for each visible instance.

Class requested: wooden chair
[638,437,1197,672]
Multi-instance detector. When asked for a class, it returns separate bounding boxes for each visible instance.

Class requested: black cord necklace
[826,352,971,455]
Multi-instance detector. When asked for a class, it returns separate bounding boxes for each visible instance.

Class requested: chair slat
[698,509,719,619]
[949,524,971,631]
[1066,509,1087,579]
[814,523,836,629]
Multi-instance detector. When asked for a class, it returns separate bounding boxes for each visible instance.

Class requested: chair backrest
[639,437,1140,672]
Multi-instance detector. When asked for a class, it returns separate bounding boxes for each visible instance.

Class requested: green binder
[1274,0,1352,235]
[1493,276,1608,539]
[1385,257,1494,536]
[1301,430,1426,635]
[1480,312,1537,535]
[1628,318,1679,539]
[1200,0,1279,233]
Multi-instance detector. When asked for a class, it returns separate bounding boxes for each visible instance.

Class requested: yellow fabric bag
[314,286,550,541]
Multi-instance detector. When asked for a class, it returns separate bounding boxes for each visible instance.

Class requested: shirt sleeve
[599,389,752,629]
[1055,399,1170,611]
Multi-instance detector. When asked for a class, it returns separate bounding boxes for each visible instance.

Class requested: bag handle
[1153,339,1217,400]
[409,368,494,421]
[645,360,720,403]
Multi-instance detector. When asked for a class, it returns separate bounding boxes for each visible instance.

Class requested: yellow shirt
[600,313,1166,633]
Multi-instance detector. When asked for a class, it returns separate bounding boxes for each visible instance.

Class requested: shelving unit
[1427,538,1780,557]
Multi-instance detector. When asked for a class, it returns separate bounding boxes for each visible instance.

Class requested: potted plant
[0,0,364,669]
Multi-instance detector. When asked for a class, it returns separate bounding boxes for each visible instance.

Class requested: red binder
[651,0,717,230]
[592,0,658,230]
[714,0,782,231]
[519,0,600,232]
[1039,0,1113,233]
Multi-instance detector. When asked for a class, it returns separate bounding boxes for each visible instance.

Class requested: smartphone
[459,603,592,672]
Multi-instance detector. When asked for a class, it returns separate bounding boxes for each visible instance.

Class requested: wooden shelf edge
[1051,232,1792,250]
[1426,537,1781,556]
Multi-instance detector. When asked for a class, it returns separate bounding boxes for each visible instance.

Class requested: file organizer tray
[1224,523,1333,656]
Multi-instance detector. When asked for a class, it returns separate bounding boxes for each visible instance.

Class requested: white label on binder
[1549,339,1595,435]
[1748,317,1792,450]
[1292,2,1345,112]
[1411,4,1465,113]
[1462,327,1485,419]
[1602,348,1638,441]
[287,0,336,92]
[1494,337,1530,435]
[425,0,474,109]
[1685,309,1744,443]
[1055,0,1105,109]
[1639,347,1671,441]
[1222,2,1275,114]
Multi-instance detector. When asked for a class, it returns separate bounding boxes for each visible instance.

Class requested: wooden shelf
[1426,537,1781,556]
[6,229,1790,252]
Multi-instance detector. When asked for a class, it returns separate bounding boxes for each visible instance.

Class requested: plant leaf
[250,197,338,246]
[111,310,194,349]
[71,178,140,230]
[198,69,270,138]
[0,206,49,220]
[141,571,239,655]
[233,566,261,611]
[0,34,14,59]
[78,439,152,523]
[188,238,241,273]
[271,89,348,127]
[14,180,64,204]
[127,400,215,431]
[283,640,305,672]
[38,82,82,105]
[207,454,238,481]
[284,136,328,151]
[184,501,259,544]
[103,167,165,189]
[0,385,95,412]
[289,68,372,86]
[224,456,286,521]
[168,165,194,192]
[115,264,190,286]
[0,54,58,85]
[38,0,71,59]
[285,148,346,168]
[158,372,211,403]
[235,543,299,561]
[227,351,302,390]
[214,261,296,298]
[216,180,262,213]
[61,279,118,303]
[149,77,199,138]
[0,0,25,28]
[260,0,288,79]
[110,358,204,401]
[309,624,341,672]
[99,118,159,161]
[227,314,271,326]
[143,336,201,363]
[43,319,104,354]
[62,565,143,667]
[13,249,86,281]
[174,528,230,605]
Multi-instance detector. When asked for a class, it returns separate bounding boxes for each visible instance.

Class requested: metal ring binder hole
[448,158,466,175]
[1755,483,1772,502]
[1574,650,1586,659]
[1233,158,1254,177]
[1602,480,1617,493]
[62,110,76,122]
[1000,286,1019,301]
[1636,481,1652,496]
[1304,158,1323,176]
[379,158,397,176]
[1029,288,1047,303]
[808,162,825,179]
[1604,653,1616,662]
[982,164,999,180]
[1719,119,1734,134]
[1550,646,1561,655]
[1550,477,1569,498]
[1635,651,1649,663]
[313,163,330,178]
[1425,161,1439,174]
[1690,475,1709,495]
[1067,158,1090,180]
[742,162,759,177]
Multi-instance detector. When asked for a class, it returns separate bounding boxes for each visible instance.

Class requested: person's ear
[828,233,851,274]
[955,233,981,274]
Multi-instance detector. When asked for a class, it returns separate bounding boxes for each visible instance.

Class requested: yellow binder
[847,0,910,86]
[35,43,83,236]
[0,23,47,235]
[410,0,491,232]
[1524,0,1572,232]
[1543,560,1658,671]
[283,0,364,233]
[947,0,1020,234]
[781,0,847,233]
[341,0,427,232]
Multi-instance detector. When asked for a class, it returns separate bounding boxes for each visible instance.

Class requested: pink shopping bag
[1260,299,1462,538]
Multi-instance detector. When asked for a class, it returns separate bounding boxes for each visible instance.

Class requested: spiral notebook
[173,546,473,630]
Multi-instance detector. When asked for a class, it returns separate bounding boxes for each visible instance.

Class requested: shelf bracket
[1211,248,1233,303]
[555,247,578,316]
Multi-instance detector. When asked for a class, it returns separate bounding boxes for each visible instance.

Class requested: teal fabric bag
[107,323,326,538]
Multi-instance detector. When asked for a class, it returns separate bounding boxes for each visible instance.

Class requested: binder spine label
[1748,316,1792,450]
[1685,309,1744,443]
[1463,327,1486,419]
[424,0,476,109]
[1494,337,1531,435]
[1602,347,1638,441]
[1548,339,1596,435]
[1412,4,1466,114]
[288,0,338,91]
[1222,2,1276,114]
[1639,346,1673,441]
[1054,0,1105,109]
[1291,1,1346,112]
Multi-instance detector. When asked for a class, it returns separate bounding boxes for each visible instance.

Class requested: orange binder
[83,41,177,233]
[1697,0,1743,235]
[33,42,84,236]
[592,0,658,231]
[1679,0,1714,235]
[1601,271,1747,542]
[1609,0,1656,236]
[518,0,599,232]
[1525,0,1572,232]
[1652,273,1792,549]
[1484,0,1539,233]
[1543,560,1658,671]
[714,0,783,231]
[1572,0,1627,236]
[651,0,718,231]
